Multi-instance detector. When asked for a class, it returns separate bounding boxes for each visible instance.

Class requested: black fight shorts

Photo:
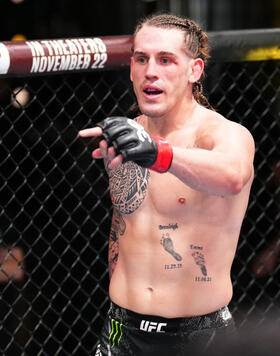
[94,301,236,356]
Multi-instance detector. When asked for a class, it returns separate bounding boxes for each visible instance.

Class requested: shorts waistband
[108,301,233,333]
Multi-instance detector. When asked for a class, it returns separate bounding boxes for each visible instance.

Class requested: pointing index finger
[78,127,103,137]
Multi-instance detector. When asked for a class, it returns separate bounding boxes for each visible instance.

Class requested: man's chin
[139,105,166,118]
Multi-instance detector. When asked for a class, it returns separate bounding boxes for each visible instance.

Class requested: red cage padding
[0,36,133,76]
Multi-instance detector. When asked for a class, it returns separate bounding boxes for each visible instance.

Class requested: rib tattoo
[108,209,126,278]
[161,233,182,261]
[191,252,207,276]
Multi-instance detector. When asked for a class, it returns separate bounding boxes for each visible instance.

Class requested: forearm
[168,147,247,196]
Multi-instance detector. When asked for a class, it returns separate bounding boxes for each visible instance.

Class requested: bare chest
[108,129,201,215]
[108,161,225,221]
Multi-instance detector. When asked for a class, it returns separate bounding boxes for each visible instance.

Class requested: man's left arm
[169,122,255,196]
[79,117,255,196]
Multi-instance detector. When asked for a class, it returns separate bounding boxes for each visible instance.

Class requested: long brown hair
[132,13,215,111]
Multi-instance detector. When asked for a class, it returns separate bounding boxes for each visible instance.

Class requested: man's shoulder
[199,106,252,135]
[196,106,254,150]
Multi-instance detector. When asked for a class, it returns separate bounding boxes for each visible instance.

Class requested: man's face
[130,25,195,119]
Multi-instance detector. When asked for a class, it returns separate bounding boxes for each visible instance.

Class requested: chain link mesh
[1,60,280,354]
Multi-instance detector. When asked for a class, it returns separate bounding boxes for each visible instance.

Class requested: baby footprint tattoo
[161,234,182,261]
[191,252,207,276]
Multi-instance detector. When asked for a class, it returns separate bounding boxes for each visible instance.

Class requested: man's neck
[145,98,198,137]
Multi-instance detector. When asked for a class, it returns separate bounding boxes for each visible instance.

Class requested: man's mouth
[143,87,163,96]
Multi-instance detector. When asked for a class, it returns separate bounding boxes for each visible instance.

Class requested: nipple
[178,197,186,204]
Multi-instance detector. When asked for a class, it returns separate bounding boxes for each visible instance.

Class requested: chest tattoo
[108,162,150,214]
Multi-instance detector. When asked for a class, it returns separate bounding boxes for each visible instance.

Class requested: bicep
[212,123,255,184]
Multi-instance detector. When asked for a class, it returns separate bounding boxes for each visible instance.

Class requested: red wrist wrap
[149,136,173,173]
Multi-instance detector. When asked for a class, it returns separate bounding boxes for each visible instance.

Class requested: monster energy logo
[109,318,123,347]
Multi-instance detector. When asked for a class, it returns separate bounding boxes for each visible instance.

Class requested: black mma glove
[96,116,173,173]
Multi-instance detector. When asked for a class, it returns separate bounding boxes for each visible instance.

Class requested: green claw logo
[109,318,123,348]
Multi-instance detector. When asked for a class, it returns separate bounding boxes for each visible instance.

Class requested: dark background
[0,0,280,41]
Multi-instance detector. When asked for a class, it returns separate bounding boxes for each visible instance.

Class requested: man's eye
[161,58,170,64]
[136,57,146,63]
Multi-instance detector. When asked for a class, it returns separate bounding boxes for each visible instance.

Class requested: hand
[78,126,123,169]
[96,116,158,167]
[79,116,173,173]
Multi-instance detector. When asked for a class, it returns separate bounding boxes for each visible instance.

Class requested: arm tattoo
[108,209,126,278]
[108,162,150,214]
[160,233,182,261]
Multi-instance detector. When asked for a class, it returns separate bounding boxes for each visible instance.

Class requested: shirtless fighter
[79,13,255,356]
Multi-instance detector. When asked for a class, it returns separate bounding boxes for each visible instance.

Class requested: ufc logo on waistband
[140,320,167,333]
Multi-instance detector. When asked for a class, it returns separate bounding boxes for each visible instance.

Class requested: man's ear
[130,56,134,82]
[188,58,204,84]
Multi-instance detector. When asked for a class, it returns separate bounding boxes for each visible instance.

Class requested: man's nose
[145,59,158,78]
